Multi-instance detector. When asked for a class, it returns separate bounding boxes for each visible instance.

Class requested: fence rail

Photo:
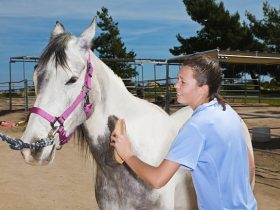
[0,77,279,112]
[0,79,34,112]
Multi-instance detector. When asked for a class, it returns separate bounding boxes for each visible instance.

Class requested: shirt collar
[192,98,218,116]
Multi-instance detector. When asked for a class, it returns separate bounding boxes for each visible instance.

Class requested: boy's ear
[200,84,209,97]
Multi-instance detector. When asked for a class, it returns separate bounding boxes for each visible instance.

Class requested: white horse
[21,17,254,210]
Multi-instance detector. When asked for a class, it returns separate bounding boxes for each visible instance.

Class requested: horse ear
[79,17,96,48]
[50,21,65,39]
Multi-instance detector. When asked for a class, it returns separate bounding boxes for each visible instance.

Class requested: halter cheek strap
[30,51,94,145]
[83,57,94,118]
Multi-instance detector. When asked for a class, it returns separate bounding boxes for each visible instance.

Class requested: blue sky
[0,0,279,84]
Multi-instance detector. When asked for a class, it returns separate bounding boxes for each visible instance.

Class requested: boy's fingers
[121,119,126,134]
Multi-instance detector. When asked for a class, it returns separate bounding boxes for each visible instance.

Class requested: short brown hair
[182,54,226,110]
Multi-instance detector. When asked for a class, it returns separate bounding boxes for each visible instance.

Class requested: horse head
[21,17,99,165]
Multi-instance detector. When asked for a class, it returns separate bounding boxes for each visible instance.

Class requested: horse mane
[75,125,91,158]
[36,33,73,90]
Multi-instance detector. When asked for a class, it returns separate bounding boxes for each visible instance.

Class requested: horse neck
[82,55,176,164]
[83,54,134,137]
[93,54,133,112]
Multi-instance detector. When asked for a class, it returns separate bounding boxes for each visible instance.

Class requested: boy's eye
[179,79,186,84]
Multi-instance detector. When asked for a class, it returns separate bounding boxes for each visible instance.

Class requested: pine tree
[246,1,280,53]
[246,1,280,82]
[92,7,137,79]
[170,0,263,55]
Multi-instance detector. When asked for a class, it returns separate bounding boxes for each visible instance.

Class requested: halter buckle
[82,85,90,92]
[48,126,60,139]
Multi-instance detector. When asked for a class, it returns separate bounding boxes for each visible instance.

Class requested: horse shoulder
[122,99,175,164]
[170,106,193,129]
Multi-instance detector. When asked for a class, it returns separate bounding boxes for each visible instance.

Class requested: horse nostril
[21,148,32,162]
[30,144,48,160]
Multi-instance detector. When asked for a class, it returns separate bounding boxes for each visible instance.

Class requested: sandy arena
[0,101,279,210]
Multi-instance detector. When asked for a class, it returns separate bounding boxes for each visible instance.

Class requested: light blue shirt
[166,99,257,210]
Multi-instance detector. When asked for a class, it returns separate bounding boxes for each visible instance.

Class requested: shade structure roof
[167,49,280,65]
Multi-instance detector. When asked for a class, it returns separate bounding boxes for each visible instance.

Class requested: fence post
[258,65,261,103]
[244,78,247,104]
[165,64,170,114]
[153,64,157,103]
[244,64,247,104]
[24,79,29,112]
[9,60,12,111]
[141,63,145,99]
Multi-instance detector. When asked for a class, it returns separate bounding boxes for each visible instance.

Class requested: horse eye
[65,76,78,85]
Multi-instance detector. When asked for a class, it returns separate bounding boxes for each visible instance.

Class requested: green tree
[246,1,280,82]
[170,0,263,55]
[246,1,280,53]
[92,7,137,79]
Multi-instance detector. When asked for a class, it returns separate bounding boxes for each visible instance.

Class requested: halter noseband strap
[30,51,94,145]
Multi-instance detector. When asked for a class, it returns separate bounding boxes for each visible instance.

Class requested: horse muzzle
[21,144,56,166]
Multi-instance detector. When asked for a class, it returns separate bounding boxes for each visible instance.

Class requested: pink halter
[30,51,94,145]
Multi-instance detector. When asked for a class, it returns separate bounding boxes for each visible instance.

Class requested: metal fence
[1,54,279,113]
[1,69,279,113]
[1,56,279,150]
[0,80,34,112]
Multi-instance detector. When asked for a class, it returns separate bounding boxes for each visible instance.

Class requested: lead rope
[0,133,54,150]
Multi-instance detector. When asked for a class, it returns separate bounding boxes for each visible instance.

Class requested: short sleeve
[165,122,205,170]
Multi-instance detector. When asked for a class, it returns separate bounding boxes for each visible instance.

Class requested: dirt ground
[0,103,280,210]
